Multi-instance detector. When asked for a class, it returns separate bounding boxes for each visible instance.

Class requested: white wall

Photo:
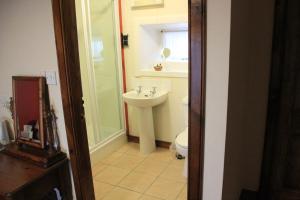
[122,0,189,143]
[0,0,76,197]
[203,0,232,199]
[222,0,275,199]
[0,0,69,154]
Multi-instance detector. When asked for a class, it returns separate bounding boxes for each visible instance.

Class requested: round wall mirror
[161,48,171,59]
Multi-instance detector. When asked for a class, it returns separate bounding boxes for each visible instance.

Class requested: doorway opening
[52,0,206,199]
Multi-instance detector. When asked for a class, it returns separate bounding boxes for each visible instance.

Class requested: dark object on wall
[121,33,129,47]
[259,0,300,199]
[0,153,72,200]
[4,76,66,168]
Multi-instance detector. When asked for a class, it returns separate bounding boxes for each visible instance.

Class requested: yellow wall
[122,3,234,199]
[122,0,189,143]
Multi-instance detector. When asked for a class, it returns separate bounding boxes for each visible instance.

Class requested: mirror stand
[4,142,66,168]
[3,77,66,168]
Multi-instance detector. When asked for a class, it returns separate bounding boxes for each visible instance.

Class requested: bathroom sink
[123,90,168,108]
[122,89,168,154]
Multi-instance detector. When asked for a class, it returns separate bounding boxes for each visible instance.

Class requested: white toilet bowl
[175,127,188,177]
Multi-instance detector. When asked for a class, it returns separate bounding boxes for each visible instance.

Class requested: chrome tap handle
[136,85,142,94]
[151,87,157,96]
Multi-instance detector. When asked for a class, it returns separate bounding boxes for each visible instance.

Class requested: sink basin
[123,90,168,108]
[123,90,168,154]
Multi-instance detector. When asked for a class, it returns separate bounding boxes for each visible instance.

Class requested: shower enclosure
[75,0,125,151]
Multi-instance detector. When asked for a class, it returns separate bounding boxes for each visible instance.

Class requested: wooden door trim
[51,0,95,199]
[51,0,207,199]
[189,0,207,199]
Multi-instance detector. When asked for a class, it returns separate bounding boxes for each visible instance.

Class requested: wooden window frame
[51,0,206,199]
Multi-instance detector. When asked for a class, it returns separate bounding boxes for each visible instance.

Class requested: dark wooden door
[260,0,300,199]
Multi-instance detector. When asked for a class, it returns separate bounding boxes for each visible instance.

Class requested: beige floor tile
[94,166,130,185]
[92,162,108,176]
[102,187,141,200]
[93,181,114,200]
[92,143,186,200]
[145,178,185,200]
[146,148,175,163]
[126,143,143,155]
[159,165,187,182]
[134,159,168,177]
[176,185,187,200]
[111,154,145,170]
[115,143,132,153]
[119,171,157,193]
[101,152,124,165]
[169,158,185,168]
[139,195,162,200]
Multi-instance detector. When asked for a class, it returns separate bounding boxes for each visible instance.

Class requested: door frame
[51,0,207,199]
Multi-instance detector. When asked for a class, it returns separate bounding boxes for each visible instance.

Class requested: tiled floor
[92,142,187,200]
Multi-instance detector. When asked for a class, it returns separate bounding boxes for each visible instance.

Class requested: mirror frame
[12,76,46,149]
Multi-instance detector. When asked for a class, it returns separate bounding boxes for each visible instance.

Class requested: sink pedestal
[123,90,168,155]
[136,107,156,154]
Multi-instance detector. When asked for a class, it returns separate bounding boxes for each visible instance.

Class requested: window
[136,21,189,77]
[91,37,104,62]
[162,30,188,62]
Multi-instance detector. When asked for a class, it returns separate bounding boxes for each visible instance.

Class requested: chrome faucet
[150,87,157,96]
[136,85,142,95]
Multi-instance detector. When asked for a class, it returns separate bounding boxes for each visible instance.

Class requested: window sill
[135,70,188,78]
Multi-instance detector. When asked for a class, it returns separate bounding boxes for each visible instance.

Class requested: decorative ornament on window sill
[154,64,163,71]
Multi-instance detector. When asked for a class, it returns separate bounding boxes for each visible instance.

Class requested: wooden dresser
[0,153,72,200]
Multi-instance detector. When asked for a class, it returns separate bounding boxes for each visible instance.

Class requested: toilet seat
[176,128,188,149]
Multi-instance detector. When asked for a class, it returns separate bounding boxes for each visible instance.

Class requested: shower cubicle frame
[76,0,127,152]
[51,0,206,199]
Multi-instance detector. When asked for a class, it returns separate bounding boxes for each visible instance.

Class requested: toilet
[175,96,188,177]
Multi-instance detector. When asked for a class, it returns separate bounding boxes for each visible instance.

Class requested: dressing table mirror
[13,77,46,149]
[4,76,66,168]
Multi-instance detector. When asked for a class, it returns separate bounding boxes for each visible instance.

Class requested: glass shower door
[76,0,124,149]
[89,0,124,141]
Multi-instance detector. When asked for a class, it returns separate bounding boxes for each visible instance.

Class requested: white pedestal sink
[123,90,168,154]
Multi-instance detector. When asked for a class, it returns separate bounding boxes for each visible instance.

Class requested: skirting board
[127,135,171,149]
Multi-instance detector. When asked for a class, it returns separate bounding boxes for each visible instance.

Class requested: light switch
[45,71,57,85]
